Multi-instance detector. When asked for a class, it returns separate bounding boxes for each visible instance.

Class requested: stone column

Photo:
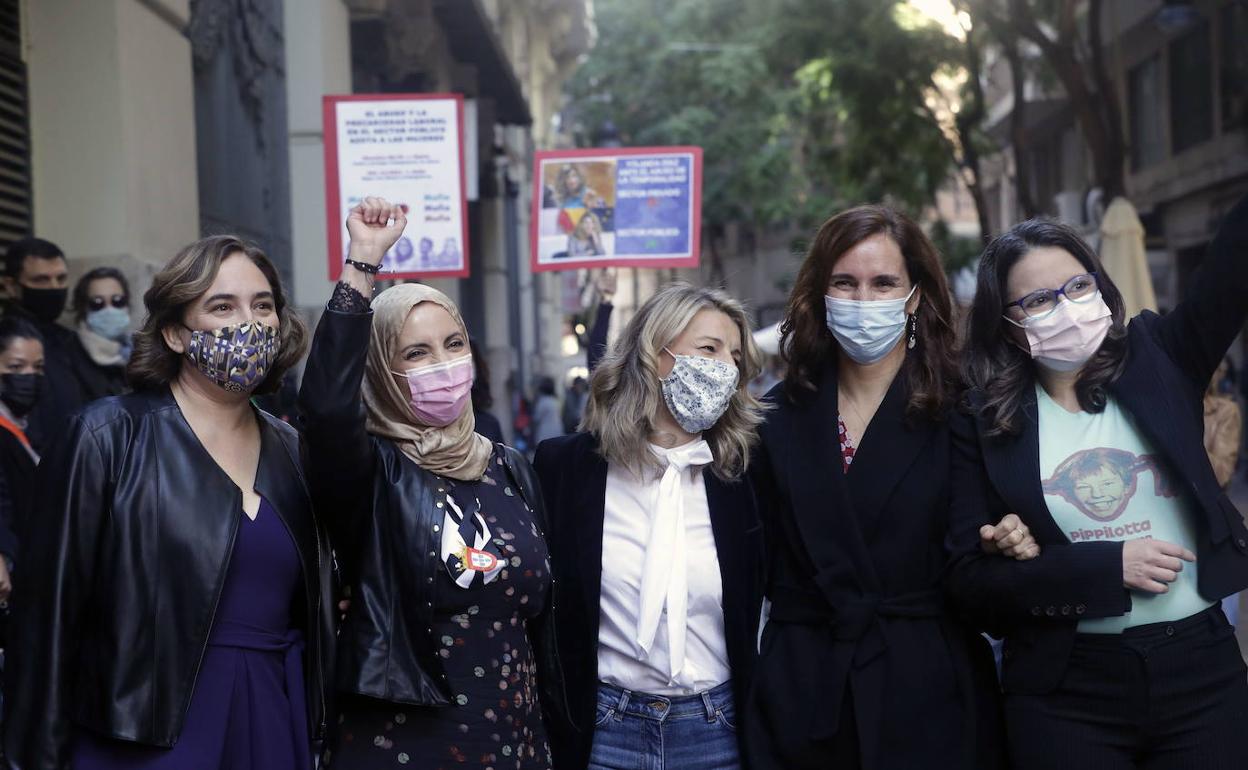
[283,0,353,313]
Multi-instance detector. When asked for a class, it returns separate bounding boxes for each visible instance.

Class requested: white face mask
[660,347,739,434]
[824,286,916,365]
[1004,290,1112,372]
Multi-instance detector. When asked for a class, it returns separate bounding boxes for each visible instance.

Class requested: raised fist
[346,196,408,267]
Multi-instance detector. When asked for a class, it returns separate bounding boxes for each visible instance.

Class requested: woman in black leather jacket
[299,197,561,770]
[3,235,333,770]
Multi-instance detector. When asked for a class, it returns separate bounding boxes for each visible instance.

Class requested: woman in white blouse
[533,283,767,770]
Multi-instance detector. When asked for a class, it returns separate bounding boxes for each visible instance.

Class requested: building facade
[9,0,592,440]
[980,0,1248,313]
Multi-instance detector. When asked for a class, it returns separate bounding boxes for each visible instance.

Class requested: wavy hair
[780,205,959,419]
[582,282,766,481]
[962,218,1128,437]
[128,235,308,395]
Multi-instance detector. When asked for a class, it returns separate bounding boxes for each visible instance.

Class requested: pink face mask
[393,355,475,426]
[1005,291,1112,372]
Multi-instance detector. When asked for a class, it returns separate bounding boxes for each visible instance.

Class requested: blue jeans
[587,681,741,770]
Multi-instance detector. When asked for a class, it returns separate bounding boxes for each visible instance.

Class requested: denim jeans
[587,681,741,770]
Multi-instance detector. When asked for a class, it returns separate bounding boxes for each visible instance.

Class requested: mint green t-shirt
[1036,384,1213,632]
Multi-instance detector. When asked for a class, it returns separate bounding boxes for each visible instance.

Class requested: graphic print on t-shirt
[1036,385,1211,632]
[1042,447,1178,523]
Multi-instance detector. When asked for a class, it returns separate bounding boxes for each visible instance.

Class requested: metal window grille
[0,0,31,254]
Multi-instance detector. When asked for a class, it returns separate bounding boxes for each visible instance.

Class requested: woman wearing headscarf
[299,197,559,770]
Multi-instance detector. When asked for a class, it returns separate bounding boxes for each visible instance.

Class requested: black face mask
[0,373,44,417]
[17,287,68,326]
[18,286,68,324]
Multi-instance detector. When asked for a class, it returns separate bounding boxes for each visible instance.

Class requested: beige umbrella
[1099,197,1157,319]
[753,321,782,355]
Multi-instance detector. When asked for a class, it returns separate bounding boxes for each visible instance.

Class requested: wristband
[344,258,382,275]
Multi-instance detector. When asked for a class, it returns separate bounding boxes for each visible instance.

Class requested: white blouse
[597,439,731,696]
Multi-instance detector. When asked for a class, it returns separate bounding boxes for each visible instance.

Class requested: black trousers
[1005,606,1248,770]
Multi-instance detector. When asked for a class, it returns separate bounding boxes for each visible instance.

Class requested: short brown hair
[127,235,308,394]
[780,205,958,419]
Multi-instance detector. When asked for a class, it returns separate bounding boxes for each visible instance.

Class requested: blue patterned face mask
[659,347,739,434]
[184,321,279,393]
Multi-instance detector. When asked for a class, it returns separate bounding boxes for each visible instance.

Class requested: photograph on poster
[323,93,469,280]
[531,147,701,272]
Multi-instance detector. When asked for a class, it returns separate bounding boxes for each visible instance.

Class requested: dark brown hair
[127,235,308,394]
[780,205,959,419]
[962,218,1127,437]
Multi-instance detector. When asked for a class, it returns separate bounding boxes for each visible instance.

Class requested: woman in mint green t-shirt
[948,192,1248,770]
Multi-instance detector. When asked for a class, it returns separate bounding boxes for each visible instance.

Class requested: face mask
[824,286,916,365]
[1005,290,1112,372]
[185,321,279,393]
[19,286,68,324]
[394,355,474,427]
[0,373,44,417]
[86,306,131,341]
[660,347,739,434]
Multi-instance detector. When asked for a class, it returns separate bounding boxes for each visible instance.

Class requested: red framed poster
[323,93,469,280]
[530,146,702,272]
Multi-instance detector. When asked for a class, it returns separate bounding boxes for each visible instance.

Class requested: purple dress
[72,498,310,770]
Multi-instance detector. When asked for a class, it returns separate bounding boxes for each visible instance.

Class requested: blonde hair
[582,282,766,481]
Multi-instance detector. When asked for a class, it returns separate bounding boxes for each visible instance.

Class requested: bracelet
[344,258,382,275]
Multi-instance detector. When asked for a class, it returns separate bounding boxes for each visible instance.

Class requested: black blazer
[533,431,764,770]
[3,389,333,770]
[0,427,35,562]
[945,191,1248,695]
[746,364,1003,770]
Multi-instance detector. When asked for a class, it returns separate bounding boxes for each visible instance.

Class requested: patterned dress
[327,453,552,770]
[837,414,857,472]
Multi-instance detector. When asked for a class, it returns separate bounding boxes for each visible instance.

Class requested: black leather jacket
[2,388,334,770]
[297,309,567,718]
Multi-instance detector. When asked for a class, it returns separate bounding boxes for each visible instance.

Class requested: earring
[907,314,917,350]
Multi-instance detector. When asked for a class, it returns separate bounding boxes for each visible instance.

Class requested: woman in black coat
[4,235,332,770]
[947,193,1248,769]
[67,266,133,402]
[746,206,1033,770]
[535,282,766,770]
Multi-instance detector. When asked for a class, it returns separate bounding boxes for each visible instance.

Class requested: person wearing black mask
[0,316,44,613]
[1,237,84,450]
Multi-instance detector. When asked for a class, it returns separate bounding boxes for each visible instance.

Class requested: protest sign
[530,147,702,272]
[323,93,469,279]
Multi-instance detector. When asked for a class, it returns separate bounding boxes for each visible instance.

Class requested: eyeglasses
[1003,272,1099,321]
[87,294,129,311]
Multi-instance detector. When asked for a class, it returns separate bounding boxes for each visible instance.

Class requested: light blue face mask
[85,306,131,341]
[824,286,916,365]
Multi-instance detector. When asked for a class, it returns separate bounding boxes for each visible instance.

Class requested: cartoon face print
[1073,465,1127,516]
[1042,447,1176,522]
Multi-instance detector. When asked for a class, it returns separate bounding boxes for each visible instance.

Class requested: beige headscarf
[363,283,493,481]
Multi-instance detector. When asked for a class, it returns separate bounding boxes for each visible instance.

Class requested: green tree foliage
[566,0,971,236]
